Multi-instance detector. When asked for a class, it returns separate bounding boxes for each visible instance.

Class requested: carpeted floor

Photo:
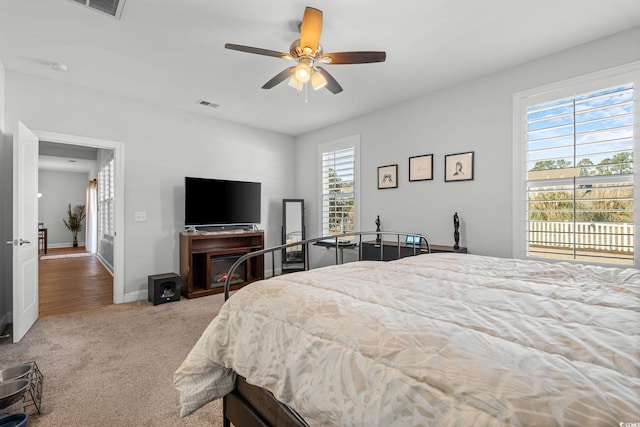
[1,294,226,426]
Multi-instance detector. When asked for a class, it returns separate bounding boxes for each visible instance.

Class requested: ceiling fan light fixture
[311,70,327,91]
[294,63,311,83]
[225,6,384,97]
[288,75,304,91]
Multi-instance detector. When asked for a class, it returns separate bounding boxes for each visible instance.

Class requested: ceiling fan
[225,6,386,95]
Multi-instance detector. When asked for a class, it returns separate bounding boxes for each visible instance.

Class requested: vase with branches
[63,204,86,247]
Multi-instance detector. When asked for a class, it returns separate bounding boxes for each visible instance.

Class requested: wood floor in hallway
[39,246,113,317]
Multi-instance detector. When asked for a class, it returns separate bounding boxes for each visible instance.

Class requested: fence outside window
[528,220,633,264]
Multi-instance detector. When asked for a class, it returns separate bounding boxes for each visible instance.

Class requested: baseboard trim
[96,253,114,275]
[48,243,86,249]
[123,289,147,303]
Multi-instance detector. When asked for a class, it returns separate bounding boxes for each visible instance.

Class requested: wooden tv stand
[179,230,264,299]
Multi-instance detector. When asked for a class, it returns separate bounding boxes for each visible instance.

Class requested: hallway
[39,246,113,317]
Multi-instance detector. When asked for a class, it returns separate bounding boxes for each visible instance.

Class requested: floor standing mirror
[282,199,305,273]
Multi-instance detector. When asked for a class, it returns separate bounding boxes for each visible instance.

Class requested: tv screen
[185,177,261,226]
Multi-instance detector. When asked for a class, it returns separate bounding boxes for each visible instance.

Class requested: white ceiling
[38,140,98,172]
[1,0,639,136]
[39,155,96,174]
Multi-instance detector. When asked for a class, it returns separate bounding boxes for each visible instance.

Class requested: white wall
[1,72,295,300]
[38,170,89,247]
[295,26,640,259]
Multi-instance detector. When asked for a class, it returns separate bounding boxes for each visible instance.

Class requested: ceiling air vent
[70,0,126,19]
[197,100,220,109]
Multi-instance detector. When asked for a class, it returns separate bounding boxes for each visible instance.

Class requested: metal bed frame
[224,230,429,301]
[221,231,429,427]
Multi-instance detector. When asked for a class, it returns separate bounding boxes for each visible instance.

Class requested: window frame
[317,135,361,238]
[513,61,640,267]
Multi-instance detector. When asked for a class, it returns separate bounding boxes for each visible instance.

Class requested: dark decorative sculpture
[453,212,460,250]
[375,215,381,245]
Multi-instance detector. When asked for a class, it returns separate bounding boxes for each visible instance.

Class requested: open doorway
[37,141,115,316]
[7,125,124,342]
[33,129,125,309]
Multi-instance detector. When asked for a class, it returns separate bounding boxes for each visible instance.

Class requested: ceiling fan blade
[316,67,343,94]
[322,51,387,64]
[225,43,290,59]
[262,67,295,89]
[299,7,323,52]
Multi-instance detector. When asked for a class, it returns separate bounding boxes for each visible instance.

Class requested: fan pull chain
[293,81,310,103]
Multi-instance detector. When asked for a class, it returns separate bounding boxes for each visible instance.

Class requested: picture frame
[377,164,398,189]
[409,154,433,182]
[445,151,474,182]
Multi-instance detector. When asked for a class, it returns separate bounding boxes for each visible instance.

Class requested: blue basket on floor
[0,413,28,427]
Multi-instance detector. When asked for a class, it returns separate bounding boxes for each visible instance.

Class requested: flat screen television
[185,177,261,226]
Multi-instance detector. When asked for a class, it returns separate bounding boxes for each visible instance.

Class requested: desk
[430,244,467,254]
[361,241,425,261]
[314,239,358,264]
[361,241,467,261]
[38,228,48,254]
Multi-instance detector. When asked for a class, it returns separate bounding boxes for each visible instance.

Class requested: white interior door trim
[34,130,126,304]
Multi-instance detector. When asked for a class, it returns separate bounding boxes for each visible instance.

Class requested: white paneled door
[11,121,39,342]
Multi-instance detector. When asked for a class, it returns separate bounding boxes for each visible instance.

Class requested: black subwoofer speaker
[148,273,180,305]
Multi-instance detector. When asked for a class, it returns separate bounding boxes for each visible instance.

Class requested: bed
[174,234,640,426]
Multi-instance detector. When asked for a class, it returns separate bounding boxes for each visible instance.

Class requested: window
[318,136,360,238]
[514,63,639,266]
[98,157,115,240]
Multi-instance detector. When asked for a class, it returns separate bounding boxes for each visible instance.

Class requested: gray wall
[0,70,296,304]
[295,26,640,260]
[0,57,7,332]
[38,170,89,247]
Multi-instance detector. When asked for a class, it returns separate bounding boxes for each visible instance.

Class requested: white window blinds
[525,83,634,265]
[320,137,359,237]
[98,158,115,240]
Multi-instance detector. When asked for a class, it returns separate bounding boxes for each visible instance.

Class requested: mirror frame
[282,199,305,272]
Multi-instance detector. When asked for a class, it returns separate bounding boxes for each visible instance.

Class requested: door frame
[34,130,125,304]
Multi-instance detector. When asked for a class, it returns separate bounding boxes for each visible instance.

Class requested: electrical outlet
[134,211,147,222]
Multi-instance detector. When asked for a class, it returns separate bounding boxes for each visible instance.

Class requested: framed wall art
[445,151,474,182]
[409,154,433,182]
[377,164,398,189]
